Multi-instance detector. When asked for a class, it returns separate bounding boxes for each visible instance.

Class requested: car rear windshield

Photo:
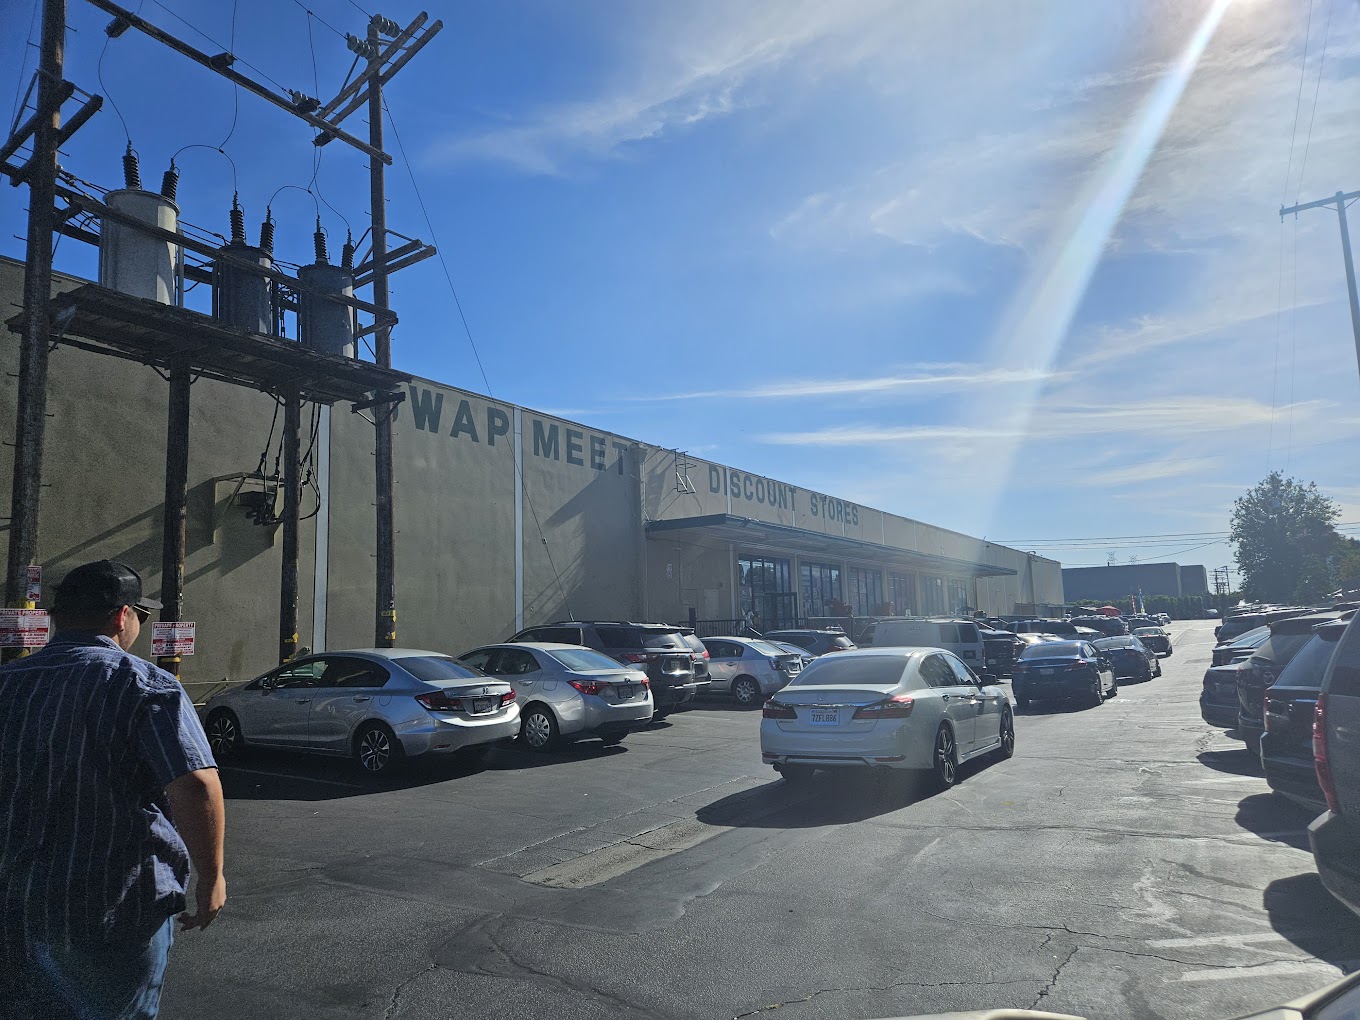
[1328,618,1360,697]
[1019,642,1081,659]
[787,656,907,687]
[1274,633,1341,691]
[1228,627,1271,648]
[548,648,631,672]
[748,640,789,657]
[1253,632,1313,667]
[595,626,687,650]
[831,636,856,649]
[395,656,485,682]
[1093,637,1134,649]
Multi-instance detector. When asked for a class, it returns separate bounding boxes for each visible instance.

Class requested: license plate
[471,698,494,714]
[808,708,839,725]
[1040,668,1055,676]
[618,685,633,700]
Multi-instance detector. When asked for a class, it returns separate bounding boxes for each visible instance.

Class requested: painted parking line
[1179,960,1352,983]
[225,766,366,790]
[1185,776,1268,785]
[1150,932,1293,949]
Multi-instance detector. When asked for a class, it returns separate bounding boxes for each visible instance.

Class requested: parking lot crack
[1029,944,1079,1010]
[381,962,438,1020]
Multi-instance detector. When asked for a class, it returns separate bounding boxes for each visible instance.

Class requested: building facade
[1061,561,1210,602]
[0,257,1063,699]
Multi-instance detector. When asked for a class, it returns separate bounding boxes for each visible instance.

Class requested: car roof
[767,628,846,635]
[534,620,679,630]
[469,642,597,651]
[810,647,930,661]
[323,648,452,659]
[1269,611,1346,634]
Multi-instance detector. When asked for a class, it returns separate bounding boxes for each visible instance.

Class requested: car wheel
[1154,658,1163,678]
[732,676,762,707]
[933,724,958,789]
[776,764,814,783]
[1015,695,1031,709]
[1088,677,1105,709]
[600,732,626,747]
[997,708,1016,760]
[520,704,559,752]
[354,722,400,775]
[205,709,242,761]
[1108,677,1118,697]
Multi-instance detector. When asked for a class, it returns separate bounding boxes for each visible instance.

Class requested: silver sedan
[202,649,521,776]
[457,643,654,750]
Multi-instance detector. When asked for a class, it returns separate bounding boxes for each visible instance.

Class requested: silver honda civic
[202,648,521,775]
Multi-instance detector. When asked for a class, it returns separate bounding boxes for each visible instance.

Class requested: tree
[1229,473,1341,603]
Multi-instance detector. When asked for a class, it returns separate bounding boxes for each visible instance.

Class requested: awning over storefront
[646,514,1017,579]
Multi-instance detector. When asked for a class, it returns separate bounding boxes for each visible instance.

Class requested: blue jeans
[5,917,175,1020]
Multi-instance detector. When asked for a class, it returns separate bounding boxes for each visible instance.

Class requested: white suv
[869,618,989,675]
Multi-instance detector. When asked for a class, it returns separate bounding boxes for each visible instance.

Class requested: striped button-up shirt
[0,632,215,958]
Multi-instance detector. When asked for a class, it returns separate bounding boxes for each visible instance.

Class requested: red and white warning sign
[25,565,41,603]
[0,609,50,648]
[152,621,196,657]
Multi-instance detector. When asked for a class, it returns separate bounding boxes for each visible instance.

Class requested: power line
[146,0,292,94]
[1294,0,1335,205]
[999,522,1360,546]
[1280,0,1315,202]
[286,0,347,40]
[8,0,40,134]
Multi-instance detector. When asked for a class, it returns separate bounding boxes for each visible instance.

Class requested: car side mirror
[260,677,275,691]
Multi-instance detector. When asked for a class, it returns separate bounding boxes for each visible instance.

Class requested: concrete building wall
[1180,564,1209,595]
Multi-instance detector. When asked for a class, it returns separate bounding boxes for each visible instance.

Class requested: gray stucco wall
[1062,562,1185,602]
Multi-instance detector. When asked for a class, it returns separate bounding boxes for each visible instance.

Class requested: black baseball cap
[52,560,163,614]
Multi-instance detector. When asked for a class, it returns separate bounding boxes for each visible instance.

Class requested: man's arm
[165,768,227,930]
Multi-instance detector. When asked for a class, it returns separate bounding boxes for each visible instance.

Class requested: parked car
[456,643,653,750]
[701,636,804,706]
[1071,615,1130,638]
[1216,608,1302,643]
[1091,635,1161,681]
[763,628,857,656]
[1014,632,1064,647]
[870,618,988,674]
[1201,661,1248,728]
[1011,640,1117,708]
[1236,611,1347,754]
[759,648,1013,789]
[1132,626,1172,656]
[1311,614,1360,918]
[1261,620,1348,812]
[203,649,520,775]
[1156,613,1172,625]
[1014,619,1079,637]
[770,640,815,670]
[979,626,1024,678]
[677,628,712,686]
[507,620,705,717]
[1212,625,1271,666]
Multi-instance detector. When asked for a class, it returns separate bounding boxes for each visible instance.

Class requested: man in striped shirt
[0,560,227,1020]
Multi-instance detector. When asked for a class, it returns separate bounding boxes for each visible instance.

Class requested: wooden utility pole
[1281,190,1360,391]
[368,18,397,648]
[279,392,301,661]
[4,0,65,632]
[156,359,191,675]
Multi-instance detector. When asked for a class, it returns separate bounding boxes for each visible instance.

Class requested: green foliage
[1229,472,1343,603]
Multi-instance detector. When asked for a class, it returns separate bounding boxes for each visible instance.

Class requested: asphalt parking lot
[162,620,1360,1020]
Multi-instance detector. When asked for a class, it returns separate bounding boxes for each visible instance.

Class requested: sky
[2,0,1359,584]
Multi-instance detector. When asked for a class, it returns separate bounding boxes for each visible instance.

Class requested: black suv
[763,629,856,657]
[1070,615,1130,638]
[979,627,1023,678]
[676,628,712,686]
[1311,613,1360,918]
[508,621,705,716]
[1236,611,1345,754]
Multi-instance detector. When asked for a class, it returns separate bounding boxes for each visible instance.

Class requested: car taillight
[500,690,516,706]
[703,649,710,659]
[854,695,914,719]
[569,679,607,696]
[416,690,463,712]
[622,653,648,663]
[1315,694,1342,813]
[769,657,781,669]
[763,701,796,719]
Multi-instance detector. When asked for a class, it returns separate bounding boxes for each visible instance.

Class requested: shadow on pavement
[1014,699,1097,716]
[696,759,993,829]
[1197,747,1262,777]
[1234,792,1315,851]
[1263,871,1360,970]
[219,746,489,801]
[487,741,628,771]
[685,699,755,714]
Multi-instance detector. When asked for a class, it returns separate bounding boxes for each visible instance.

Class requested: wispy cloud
[639,365,1066,402]
[757,398,1336,446]
[1086,457,1221,487]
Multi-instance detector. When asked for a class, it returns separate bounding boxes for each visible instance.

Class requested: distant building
[1061,562,1210,602]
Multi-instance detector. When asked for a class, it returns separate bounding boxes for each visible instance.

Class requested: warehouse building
[0,255,1063,698]
[1061,561,1210,602]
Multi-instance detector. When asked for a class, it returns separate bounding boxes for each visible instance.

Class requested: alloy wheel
[999,711,1015,758]
[935,726,957,787]
[207,713,237,758]
[733,677,761,706]
[358,728,391,772]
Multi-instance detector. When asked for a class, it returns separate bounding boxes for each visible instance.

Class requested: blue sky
[3,0,1359,580]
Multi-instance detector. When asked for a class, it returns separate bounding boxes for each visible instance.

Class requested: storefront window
[800,562,842,619]
[947,578,971,614]
[738,556,794,629]
[847,567,884,617]
[921,575,946,615]
[889,574,916,616]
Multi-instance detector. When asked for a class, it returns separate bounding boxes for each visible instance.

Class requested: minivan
[869,618,989,674]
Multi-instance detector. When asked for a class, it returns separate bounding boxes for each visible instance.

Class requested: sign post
[151,621,195,659]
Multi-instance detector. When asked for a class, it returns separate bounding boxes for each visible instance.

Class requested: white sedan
[759,647,1015,789]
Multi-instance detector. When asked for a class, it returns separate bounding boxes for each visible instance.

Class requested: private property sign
[152,622,195,657]
[0,609,49,648]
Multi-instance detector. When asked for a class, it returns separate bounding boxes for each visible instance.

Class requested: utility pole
[367,17,397,649]
[279,391,301,661]
[156,359,190,675]
[4,0,65,641]
[1281,191,1360,390]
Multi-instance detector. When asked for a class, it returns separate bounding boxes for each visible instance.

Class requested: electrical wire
[286,0,346,40]
[342,0,375,21]
[218,0,241,149]
[1293,0,1334,206]
[8,0,40,135]
[383,98,575,618]
[146,0,292,95]
[1280,0,1315,203]
[96,5,141,143]
[170,142,238,195]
